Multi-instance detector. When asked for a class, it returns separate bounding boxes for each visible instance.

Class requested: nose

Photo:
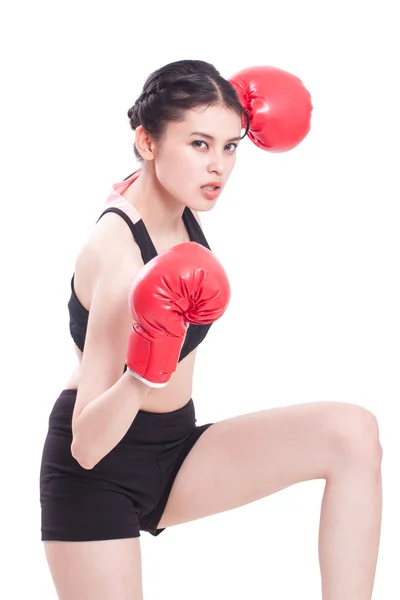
[207,150,224,177]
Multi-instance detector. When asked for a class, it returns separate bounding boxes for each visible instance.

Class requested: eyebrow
[189,131,241,142]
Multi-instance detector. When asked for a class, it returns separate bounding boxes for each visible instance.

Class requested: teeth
[204,186,217,190]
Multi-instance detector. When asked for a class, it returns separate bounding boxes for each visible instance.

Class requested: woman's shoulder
[81,172,143,263]
[72,206,143,305]
[84,211,143,275]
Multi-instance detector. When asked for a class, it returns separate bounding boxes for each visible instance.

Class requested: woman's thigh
[157,401,381,528]
[43,538,143,600]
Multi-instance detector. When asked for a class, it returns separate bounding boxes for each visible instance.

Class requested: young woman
[40,59,382,600]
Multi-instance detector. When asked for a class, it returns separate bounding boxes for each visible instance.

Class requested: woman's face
[152,104,242,211]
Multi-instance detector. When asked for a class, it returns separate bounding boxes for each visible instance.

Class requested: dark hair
[127,59,250,161]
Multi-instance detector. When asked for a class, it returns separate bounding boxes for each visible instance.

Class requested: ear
[134,125,155,160]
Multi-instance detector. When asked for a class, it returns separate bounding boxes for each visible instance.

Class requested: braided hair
[127,59,249,161]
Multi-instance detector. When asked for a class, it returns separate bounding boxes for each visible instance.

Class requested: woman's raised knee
[327,402,383,470]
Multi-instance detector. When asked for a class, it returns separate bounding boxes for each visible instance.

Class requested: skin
[44,104,382,600]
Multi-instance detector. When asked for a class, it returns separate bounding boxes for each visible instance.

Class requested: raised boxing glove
[126,241,230,387]
[229,65,312,152]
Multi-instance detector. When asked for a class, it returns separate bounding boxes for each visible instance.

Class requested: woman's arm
[70,219,151,469]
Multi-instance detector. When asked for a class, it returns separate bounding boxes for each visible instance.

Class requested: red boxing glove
[126,242,230,387]
[229,65,313,152]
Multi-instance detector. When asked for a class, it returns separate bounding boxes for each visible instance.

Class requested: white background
[1,0,399,598]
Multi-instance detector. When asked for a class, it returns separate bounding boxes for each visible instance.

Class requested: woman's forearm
[71,372,151,469]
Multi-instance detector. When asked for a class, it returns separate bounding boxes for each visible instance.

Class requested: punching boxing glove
[126,242,230,387]
[229,65,313,152]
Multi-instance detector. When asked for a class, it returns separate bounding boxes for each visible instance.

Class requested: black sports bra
[68,199,213,364]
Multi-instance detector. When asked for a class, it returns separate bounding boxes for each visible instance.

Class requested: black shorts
[40,389,213,541]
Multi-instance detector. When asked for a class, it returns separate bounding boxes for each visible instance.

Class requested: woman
[40,59,382,599]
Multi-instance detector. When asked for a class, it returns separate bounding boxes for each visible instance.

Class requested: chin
[186,199,217,213]
[198,201,218,212]
[184,193,220,213]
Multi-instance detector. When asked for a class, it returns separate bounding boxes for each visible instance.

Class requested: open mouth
[201,185,222,199]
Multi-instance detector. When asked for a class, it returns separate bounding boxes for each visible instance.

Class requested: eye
[191,140,208,149]
[225,143,238,153]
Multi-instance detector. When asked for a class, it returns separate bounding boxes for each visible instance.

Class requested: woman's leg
[158,401,382,600]
[43,538,143,600]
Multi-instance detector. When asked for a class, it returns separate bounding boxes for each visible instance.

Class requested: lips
[202,181,221,190]
[200,184,222,200]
